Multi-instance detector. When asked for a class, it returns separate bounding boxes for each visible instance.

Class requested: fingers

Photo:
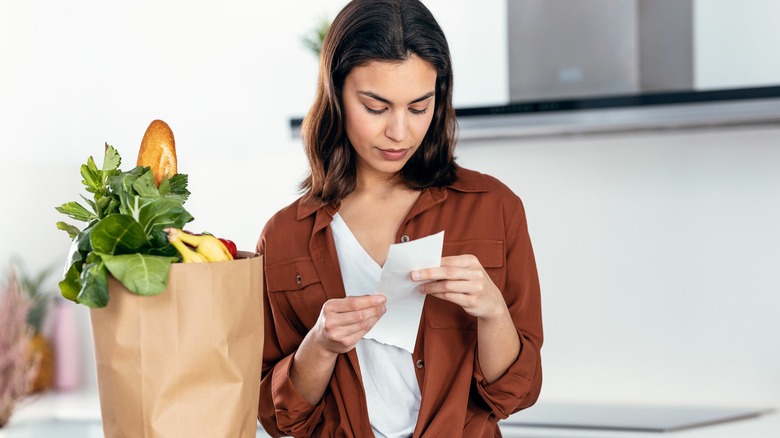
[322,298,387,329]
[319,313,384,350]
[423,290,476,309]
[408,255,507,320]
[418,277,484,294]
[336,313,384,340]
[327,294,386,312]
[411,255,483,283]
[316,295,387,353]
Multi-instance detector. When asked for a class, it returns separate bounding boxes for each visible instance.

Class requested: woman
[257,0,542,436]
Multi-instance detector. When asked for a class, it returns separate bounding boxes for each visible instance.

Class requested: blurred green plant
[301,16,331,58]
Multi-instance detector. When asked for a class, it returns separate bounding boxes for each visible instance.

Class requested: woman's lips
[377,148,410,161]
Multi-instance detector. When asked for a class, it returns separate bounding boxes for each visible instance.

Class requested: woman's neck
[353,168,409,199]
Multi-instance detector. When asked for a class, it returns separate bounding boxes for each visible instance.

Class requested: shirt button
[295,274,302,285]
[401,235,410,243]
[416,359,424,369]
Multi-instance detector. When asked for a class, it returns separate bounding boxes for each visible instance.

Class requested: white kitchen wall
[694,0,780,90]
[1,0,778,410]
[456,125,780,408]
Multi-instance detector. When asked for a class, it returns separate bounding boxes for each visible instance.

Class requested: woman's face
[341,54,437,182]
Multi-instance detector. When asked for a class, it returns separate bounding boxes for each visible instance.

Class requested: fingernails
[381,305,387,314]
[376,295,386,304]
[411,271,421,281]
[418,284,425,293]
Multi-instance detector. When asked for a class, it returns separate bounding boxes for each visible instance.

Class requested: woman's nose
[384,111,408,143]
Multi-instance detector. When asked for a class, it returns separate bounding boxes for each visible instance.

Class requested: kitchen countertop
[501,410,780,438]
[2,391,778,437]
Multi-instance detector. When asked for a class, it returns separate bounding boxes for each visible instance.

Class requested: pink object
[53,300,81,391]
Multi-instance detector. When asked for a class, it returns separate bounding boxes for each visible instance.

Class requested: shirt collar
[447,167,489,193]
[294,167,488,221]
[297,200,325,221]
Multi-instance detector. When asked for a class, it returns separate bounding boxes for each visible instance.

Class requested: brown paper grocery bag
[90,254,264,438]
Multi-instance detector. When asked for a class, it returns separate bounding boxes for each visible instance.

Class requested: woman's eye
[364,106,387,115]
[409,107,428,115]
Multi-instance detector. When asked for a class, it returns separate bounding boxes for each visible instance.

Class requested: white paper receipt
[366,231,444,353]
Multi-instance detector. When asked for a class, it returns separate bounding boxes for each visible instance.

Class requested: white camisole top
[330,213,421,438]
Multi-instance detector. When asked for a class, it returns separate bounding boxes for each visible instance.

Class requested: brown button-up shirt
[257,167,543,437]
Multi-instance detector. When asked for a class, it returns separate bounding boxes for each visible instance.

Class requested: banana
[165,228,234,263]
[167,228,209,263]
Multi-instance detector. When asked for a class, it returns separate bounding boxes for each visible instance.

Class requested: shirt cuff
[270,353,324,435]
[473,330,540,418]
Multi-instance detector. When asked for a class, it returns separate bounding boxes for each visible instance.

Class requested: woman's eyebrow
[358,91,435,105]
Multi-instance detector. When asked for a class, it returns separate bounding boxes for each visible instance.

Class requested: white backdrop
[457,126,780,408]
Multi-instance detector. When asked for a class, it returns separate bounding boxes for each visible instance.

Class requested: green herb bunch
[55,144,193,308]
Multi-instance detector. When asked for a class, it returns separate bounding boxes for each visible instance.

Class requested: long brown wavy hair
[300,0,458,205]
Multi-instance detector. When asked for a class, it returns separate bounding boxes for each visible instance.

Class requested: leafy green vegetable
[132,171,159,198]
[56,201,96,222]
[59,262,82,301]
[80,157,103,193]
[166,174,191,203]
[77,260,109,308]
[102,145,121,171]
[90,214,150,255]
[55,144,194,308]
[56,221,83,240]
[138,198,193,235]
[99,253,177,296]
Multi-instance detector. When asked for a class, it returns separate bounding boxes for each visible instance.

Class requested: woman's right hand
[312,294,387,354]
[291,294,386,405]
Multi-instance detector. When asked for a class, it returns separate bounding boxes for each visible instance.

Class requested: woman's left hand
[412,255,507,320]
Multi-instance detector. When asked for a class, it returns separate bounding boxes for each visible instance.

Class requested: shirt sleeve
[257,234,326,437]
[472,196,543,418]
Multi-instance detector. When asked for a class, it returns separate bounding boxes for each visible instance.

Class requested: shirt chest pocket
[265,258,326,338]
[428,239,505,330]
[444,239,504,286]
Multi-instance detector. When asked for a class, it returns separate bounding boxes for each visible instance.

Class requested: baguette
[137,119,177,186]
